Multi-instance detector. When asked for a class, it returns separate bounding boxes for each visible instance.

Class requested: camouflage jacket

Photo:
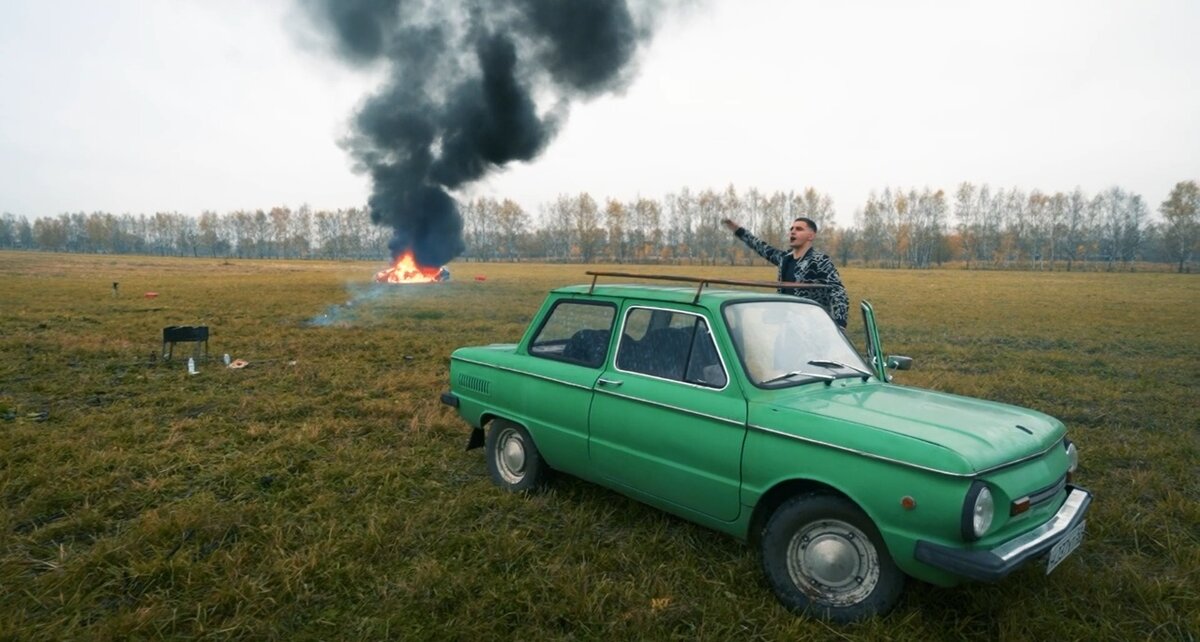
[735,228,850,328]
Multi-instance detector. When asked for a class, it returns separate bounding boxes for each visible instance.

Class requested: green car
[441,273,1091,622]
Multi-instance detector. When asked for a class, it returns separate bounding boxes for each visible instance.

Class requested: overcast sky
[1,0,1197,227]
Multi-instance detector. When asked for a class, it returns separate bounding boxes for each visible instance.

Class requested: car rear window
[529,300,616,368]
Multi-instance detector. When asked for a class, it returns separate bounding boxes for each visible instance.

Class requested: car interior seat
[561,329,609,366]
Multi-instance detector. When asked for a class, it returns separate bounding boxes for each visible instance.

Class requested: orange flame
[374,250,446,284]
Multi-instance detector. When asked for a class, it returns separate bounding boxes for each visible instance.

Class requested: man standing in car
[722,217,849,329]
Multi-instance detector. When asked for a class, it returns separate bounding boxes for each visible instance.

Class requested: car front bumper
[913,486,1092,582]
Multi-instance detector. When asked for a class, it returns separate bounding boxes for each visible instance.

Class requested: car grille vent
[458,374,491,395]
[1016,474,1067,512]
[1030,474,1067,506]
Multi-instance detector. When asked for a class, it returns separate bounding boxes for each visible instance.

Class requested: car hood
[755,383,1066,474]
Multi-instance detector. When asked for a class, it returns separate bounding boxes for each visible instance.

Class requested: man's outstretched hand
[721,219,740,232]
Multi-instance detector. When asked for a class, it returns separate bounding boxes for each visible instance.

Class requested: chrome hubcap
[496,427,527,484]
[786,519,879,607]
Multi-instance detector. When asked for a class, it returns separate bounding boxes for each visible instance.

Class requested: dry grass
[1,251,1197,641]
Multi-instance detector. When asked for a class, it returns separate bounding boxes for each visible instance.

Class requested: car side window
[529,300,615,368]
[616,308,727,388]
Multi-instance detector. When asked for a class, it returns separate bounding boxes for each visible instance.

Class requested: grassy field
[1,251,1197,641]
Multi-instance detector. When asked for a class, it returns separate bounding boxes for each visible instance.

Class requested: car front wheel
[761,493,904,622]
[485,419,548,492]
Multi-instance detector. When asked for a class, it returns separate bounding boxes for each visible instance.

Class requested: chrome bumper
[914,486,1092,582]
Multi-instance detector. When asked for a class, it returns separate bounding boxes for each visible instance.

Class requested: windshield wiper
[807,359,873,380]
[759,370,837,386]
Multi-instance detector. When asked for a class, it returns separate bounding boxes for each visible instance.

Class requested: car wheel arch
[480,412,504,431]
[749,479,850,547]
[481,413,528,438]
[480,414,557,465]
[749,479,893,553]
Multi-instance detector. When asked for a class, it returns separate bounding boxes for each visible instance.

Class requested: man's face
[788,220,814,248]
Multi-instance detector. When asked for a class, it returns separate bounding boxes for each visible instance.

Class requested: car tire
[485,419,548,492]
[761,493,904,622]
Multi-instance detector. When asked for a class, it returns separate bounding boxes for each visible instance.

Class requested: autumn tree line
[2,181,1197,272]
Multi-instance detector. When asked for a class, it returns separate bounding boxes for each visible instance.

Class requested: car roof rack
[585,270,831,304]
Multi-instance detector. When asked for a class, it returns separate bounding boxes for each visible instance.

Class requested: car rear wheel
[485,419,548,492]
[761,493,904,622]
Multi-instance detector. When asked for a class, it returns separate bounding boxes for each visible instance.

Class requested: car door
[518,298,616,471]
[588,305,747,521]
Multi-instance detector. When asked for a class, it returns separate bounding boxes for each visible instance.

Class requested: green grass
[1,251,1197,641]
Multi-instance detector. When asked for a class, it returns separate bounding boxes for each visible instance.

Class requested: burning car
[375,250,449,284]
[440,272,1091,622]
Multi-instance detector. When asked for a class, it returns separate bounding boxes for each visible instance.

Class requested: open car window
[528,300,615,368]
[616,307,728,388]
[724,300,869,387]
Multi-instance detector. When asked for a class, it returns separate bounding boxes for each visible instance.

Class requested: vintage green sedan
[440,273,1091,622]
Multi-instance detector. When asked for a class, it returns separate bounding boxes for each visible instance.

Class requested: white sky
[1,0,1197,227]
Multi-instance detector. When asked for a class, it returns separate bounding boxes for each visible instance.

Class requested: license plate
[1046,520,1086,575]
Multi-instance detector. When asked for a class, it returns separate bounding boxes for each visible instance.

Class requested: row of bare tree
[2,181,1196,271]
[0,206,390,260]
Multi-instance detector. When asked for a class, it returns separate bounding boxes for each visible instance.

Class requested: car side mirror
[887,355,913,371]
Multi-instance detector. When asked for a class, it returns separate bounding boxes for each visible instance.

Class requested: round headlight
[962,481,994,541]
[1064,438,1079,474]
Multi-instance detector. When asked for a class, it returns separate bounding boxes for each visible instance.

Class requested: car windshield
[724,300,871,387]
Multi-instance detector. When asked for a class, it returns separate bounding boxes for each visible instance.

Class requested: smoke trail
[299,0,665,266]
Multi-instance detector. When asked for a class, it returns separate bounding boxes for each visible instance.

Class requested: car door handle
[597,378,623,387]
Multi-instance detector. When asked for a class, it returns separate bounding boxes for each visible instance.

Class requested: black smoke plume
[300,0,665,266]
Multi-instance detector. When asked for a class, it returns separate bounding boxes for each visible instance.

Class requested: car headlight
[962,481,994,541]
[1064,438,1079,479]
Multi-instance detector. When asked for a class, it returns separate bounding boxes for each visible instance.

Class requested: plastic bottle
[187,357,198,375]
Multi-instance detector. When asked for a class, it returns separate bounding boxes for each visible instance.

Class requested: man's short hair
[794,217,818,233]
